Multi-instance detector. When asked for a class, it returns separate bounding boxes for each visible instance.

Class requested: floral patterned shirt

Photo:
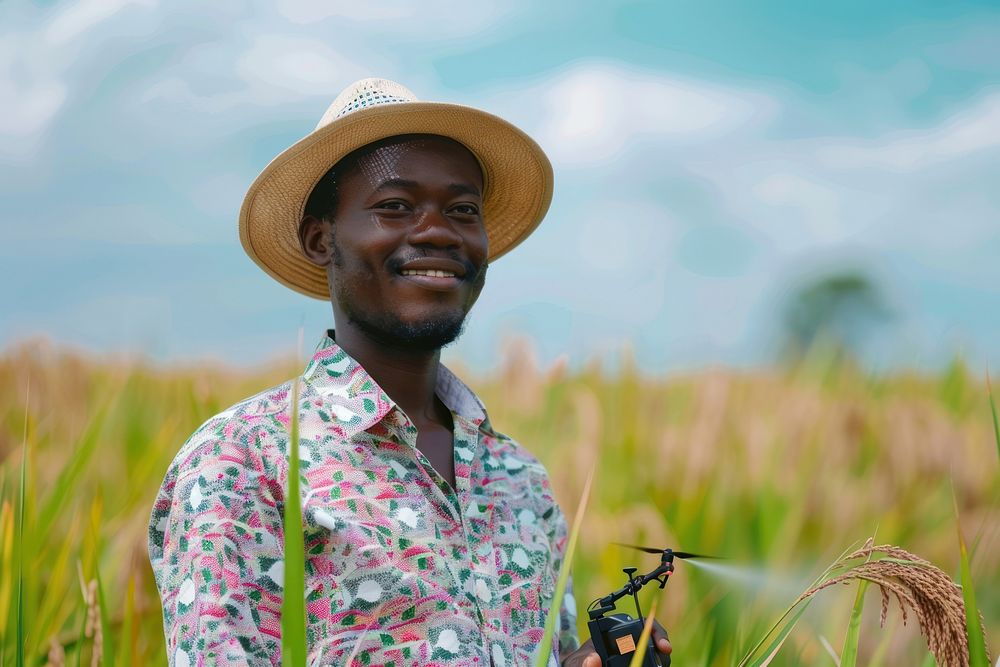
[148,332,579,667]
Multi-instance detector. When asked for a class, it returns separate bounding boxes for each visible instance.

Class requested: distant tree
[780,271,894,364]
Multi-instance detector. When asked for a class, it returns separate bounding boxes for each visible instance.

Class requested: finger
[651,624,672,654]
[582,653,602,667]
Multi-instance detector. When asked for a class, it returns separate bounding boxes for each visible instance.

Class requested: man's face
[311,135,489,351]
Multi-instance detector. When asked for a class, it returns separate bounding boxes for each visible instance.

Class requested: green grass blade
[738,541,861,667]
[281,372,307,667]
[817,635,840,665]
[745,602,812,667]
[628,600,659,667]
[987,370,1000,462]
[115,574,137,667]
[841,529,879,667]
[839,580,868,667]
[32,510,78,652]
[96,569,115,667]
[533,465,594,667]
[74,561,89,667]
[16,378,29,667]
[953,484,988,667]
[35,400,111,539]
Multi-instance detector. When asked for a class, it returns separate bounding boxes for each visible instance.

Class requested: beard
[344,302,470,352]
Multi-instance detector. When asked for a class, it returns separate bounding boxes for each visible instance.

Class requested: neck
[328,326,443,423]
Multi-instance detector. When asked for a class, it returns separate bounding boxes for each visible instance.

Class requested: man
[148,78,671,666]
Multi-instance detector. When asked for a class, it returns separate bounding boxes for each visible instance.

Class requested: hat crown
[316,78,419,130]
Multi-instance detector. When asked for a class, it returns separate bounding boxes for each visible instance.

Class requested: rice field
[1,337,997,665]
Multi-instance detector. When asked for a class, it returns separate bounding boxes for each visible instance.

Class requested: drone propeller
[614,543,718,560]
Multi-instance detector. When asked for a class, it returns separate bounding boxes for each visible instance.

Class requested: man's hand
[561,622,672,666]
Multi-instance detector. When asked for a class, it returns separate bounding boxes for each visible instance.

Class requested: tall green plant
[534,467,594,667]
[15,380,29,667]
[282,371,308,667]
[954,490,989,667]
[987,370,1000,462]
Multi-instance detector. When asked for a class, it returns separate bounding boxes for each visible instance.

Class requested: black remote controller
[585,547,699,667]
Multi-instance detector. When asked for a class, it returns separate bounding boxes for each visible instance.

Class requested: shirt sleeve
[148,434,286,667]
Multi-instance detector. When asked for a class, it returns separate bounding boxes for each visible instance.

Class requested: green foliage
[954,493,989,667]
[780,270,893,364]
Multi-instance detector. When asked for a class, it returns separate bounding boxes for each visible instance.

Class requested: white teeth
[401,269,456,278]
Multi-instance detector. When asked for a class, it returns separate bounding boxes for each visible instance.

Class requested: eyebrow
[374,178,481,197]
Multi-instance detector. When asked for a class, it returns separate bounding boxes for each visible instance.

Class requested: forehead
[342,134,484,188]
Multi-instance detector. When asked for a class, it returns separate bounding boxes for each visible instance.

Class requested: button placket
[385,408,463,527]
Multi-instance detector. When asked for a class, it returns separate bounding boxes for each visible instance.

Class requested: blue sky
[2,0,999,372]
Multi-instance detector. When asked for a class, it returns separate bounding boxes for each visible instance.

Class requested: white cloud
[531,62,777,167]
[0,36,67,146]
[817,90,1000,171]
[44,0,155,46]
[748,171,849,246]
[137,34,381,116]
[274,0,512,33]
[479,59,1000,368]
[236,35,374,101]
[0,0,156,155]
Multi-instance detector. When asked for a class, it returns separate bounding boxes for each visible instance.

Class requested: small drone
[586,544,715,667]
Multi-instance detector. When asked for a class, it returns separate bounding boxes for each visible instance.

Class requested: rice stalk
[839,581,869,667]
[738,541,863,667]
[817,635,840,665]
[281,327,307,667]
[986,369,999,462]
[628,599,659,667]
[533,465,595,667]
[0,499,13,640]
[45,636,66,667]
[113,574,136,667]
[16,377,30,667]
[953,488,989,667]
[35,399,111,541]
[795,544,987,667]
[96,570,112,667]
[33,510,79,653]
[3,337,999,665]
[841,530,878,667]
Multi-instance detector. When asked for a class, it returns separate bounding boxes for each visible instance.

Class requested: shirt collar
[301,330,490,437]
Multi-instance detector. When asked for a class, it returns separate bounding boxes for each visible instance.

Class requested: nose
[406,207,463,249]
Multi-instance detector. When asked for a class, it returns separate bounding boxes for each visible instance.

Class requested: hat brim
[239,101,553,300]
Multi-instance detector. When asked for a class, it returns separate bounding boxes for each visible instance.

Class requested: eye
[373,199,410,211]
[450,203,481,217]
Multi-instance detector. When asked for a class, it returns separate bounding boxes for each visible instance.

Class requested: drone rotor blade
[672,551,719,560]
[613,543,720,559]
[613,542,667,554]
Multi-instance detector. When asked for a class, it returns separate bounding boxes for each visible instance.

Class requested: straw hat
[239,77,554,300]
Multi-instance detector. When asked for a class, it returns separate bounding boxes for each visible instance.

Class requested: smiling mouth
[395,266,467,292]
[401,269,457,278]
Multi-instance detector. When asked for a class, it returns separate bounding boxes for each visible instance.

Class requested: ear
[299,215,333,267]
